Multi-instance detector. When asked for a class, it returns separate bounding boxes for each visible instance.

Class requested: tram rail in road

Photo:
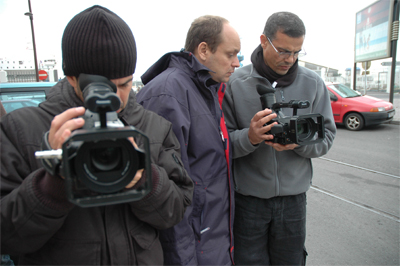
[306,123,399,265]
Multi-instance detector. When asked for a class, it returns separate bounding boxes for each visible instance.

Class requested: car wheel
[344,113,364,131]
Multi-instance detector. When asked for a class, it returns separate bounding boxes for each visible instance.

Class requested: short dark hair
[184,15,229,54]
[263,12,305,40]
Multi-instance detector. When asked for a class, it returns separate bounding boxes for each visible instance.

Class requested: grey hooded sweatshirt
[222,64,336,199]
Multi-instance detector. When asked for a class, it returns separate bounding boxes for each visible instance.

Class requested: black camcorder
[37,74,152,207]
[256,84,325,145]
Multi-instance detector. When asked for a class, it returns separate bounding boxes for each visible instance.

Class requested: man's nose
[285,54,296,64]
[233,56,240,68]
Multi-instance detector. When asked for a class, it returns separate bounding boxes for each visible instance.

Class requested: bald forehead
[220,23,241,52]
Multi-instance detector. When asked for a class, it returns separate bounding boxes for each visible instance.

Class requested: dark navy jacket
[137,51,234,265]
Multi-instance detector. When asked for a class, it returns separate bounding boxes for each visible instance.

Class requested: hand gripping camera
[256,84,325,145]
[36,74,152,207]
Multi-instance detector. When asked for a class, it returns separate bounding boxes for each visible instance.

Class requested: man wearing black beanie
[0,5,193,265]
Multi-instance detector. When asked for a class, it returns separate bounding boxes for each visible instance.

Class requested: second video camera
[257,84,325,145]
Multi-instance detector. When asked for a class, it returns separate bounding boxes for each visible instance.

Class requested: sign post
[362,61,371,95]
[389,0,399,103]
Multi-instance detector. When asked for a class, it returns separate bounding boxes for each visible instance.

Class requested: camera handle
[35,149,62,159]
[256,84,310,115]
[34,131,63,176]
[271,100,310,116]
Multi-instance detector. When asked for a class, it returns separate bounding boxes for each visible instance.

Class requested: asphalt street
[305,122,399,265]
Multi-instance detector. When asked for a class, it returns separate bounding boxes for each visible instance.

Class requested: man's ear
[196,42,209,61]
[66,76,78,88]
[67,76,84,101]
[260,34,268,49]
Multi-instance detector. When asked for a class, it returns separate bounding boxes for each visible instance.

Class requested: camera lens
[74,139,139,194]
[91,147,121,172]
[296,119,313,140]
[297,122,307,135]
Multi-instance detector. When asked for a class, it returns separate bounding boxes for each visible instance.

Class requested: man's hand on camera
[264,142,298,151]
[125,137,144,189]
[48,107,86,150]
[125,169,144,189]
[248,109,277,145]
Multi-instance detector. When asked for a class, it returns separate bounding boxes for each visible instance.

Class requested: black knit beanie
[62,5,136,79]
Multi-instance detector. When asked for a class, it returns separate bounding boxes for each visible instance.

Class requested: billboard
[355,0,395,62]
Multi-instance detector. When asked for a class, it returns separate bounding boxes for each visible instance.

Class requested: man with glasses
[222,12,336,265]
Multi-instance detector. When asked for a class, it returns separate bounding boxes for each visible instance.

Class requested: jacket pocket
[20,238,101,265]
[130,222,163,265]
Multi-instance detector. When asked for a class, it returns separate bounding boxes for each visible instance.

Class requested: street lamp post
[24,0,39,82]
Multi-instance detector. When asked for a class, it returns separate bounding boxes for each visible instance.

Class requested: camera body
[257,84,325,145]
[60,74,152,207]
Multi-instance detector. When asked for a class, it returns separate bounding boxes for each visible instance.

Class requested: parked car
[0,82,56,113]
[326,82,395,131]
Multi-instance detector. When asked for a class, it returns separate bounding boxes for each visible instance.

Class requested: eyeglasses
[267,37,306,59]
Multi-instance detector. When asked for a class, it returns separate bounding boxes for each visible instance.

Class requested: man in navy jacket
[136,15,241,265]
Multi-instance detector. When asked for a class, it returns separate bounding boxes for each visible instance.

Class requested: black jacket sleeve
[1,110,75,255]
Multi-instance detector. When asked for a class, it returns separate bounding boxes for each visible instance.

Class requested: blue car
[0,82,56,113]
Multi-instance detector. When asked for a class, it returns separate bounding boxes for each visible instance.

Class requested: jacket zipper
[279,89,285,102]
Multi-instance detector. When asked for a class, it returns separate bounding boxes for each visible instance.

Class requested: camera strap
[40,131,62,177]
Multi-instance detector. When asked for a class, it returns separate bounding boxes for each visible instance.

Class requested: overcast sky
[0,0,377,80]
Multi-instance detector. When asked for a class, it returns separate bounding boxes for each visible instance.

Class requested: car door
[328,89,342,123]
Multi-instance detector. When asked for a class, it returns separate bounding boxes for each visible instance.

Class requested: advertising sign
[355,0,395,62]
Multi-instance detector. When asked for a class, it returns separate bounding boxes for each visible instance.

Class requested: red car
[326,82,395,131]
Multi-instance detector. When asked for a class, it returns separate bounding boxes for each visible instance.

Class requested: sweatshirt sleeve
[293,78,336,158]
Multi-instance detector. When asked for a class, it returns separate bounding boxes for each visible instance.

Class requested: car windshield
[0,91,46,113]
[327,84,360,98]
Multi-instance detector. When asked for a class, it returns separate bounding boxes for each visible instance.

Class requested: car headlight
[370,107,386,112]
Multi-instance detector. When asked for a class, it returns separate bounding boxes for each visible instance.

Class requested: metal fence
[4,70,36,82]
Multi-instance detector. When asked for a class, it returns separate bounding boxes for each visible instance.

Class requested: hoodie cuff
[32,168,74,212]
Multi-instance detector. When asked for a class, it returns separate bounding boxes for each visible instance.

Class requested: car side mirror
[330,94,338,102]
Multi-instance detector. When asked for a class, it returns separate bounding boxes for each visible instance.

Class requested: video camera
[36,74,152,207]
[256,84,325,145]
